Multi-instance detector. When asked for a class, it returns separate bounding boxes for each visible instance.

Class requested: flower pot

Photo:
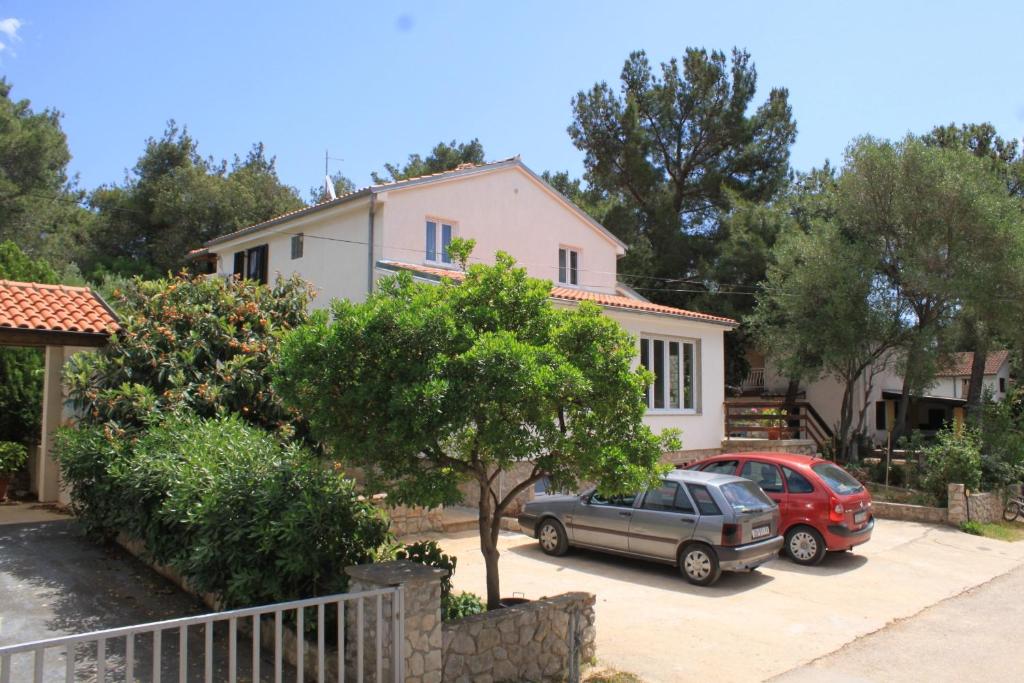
[0,475,10,502]
[767,427,782,441]
[498,597,531,608]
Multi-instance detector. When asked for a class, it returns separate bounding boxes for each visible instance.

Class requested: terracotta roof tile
[376,261,738,326]
[936,350,1010,377]
[0,280,120,336]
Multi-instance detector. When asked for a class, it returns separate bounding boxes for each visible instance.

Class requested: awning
[881,390,966,408]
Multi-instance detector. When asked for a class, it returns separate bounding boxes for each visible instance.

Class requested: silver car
[518,469,783,586]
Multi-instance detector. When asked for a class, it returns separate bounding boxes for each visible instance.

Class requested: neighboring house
[748,349,1012,447]
[196,157,738,461]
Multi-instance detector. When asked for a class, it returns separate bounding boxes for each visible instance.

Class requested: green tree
[371,139,486,183]
[0,79,91,268]
[274,242,676,608]
[64,273,314,438]
[0,241,60,444]
[87,124,304,278]
[922,122,1024,419]
[837,137,1024,440]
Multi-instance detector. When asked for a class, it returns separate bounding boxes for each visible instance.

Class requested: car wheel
[679,543,722,586]
[785,526,826,566]
[537,518,569,556]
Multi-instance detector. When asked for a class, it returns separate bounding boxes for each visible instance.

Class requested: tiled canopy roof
[0,280,119,337]
[375,260,738,326]
[936,350,1010,377]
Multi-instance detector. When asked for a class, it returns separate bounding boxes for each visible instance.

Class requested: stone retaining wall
[368,495,446,536]
[442,592,596,682]
[721,438,818,455]
[871,501,948,524]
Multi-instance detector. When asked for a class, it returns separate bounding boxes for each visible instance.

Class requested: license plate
[854,511,867,524]
[752,525,771,539]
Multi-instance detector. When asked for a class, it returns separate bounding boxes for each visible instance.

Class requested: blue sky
[3,1,1023,197]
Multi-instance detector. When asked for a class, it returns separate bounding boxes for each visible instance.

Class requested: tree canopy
[274,241,675,608]
[371,139,486,184]
[87,124,305,278]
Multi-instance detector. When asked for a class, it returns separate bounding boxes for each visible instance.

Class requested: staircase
[724,398,834,453]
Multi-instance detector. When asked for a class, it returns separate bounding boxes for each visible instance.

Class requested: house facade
[751,349,1012,447]
[199,157,737,458]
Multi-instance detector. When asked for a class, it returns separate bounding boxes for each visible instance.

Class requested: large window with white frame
[639,336,697,412]
[425,219,454,264]
[558,246,580,286]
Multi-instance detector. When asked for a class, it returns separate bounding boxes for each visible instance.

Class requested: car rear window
[721,481,775,512]
[685,484,722,515]
[811,462,864,495]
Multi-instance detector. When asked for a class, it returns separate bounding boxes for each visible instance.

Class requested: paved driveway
[429,519,1024,682]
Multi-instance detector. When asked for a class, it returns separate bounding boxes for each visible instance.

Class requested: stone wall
[442,592,596,683]
[661,447,722,467]
[721,437,818,455]
[871,501,948,524]
[948,484,1007,525]
[367,494,446,536]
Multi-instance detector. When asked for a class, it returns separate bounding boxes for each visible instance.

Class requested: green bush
[0,440,28,475]
[63,273,314,440]
[394,539,486,620]
[959,520,984,536]
[980,389,1024,489]
[443,592,486,620]
[921,427,983,503]
[55,413,389,608]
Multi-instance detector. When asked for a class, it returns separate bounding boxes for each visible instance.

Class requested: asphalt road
[773,563,1024,682]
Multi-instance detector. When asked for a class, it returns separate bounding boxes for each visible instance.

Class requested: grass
[584,669,646,683]
[960,520,1024,542]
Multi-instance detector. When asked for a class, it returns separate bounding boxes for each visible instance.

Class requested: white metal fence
[0,587,403,683]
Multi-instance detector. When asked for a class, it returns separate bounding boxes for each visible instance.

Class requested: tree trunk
[477,476,502,610]
[965,324,989,425]
[784,378,801,438]
[838,377,855,462]
[893,375,912,444]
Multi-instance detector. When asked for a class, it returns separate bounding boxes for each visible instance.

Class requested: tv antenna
[324,149,345,201]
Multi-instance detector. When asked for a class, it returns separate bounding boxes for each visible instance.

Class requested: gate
[0,587,403,683]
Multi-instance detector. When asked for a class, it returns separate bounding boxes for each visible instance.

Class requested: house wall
[588,306,729,452]
[377,167,622,293]
[208,199,373,307]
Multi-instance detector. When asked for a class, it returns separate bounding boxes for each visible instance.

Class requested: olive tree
[274,241,676,608]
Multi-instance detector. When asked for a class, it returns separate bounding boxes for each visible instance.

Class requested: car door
[740,459,788,514]
[627,481,698,560]
[569,491,636,552]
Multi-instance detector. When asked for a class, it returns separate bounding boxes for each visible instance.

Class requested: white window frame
[639,335,699,414]
[425,217,457,265]
[558,245,581,287]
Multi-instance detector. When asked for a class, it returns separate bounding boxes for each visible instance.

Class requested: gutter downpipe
[367,193,376,295]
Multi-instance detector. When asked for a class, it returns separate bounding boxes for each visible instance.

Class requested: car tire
[537,518,569,556]
[679,543,722,586]
[785,526,826,566]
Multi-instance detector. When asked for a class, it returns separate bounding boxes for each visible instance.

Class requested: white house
[198,157,737,460]
[750,349,1012,447]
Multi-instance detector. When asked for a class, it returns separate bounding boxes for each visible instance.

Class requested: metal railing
[0,587,403,683]
[741,367,765,392]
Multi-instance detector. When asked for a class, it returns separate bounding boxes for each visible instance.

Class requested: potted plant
[764,408,787,440]
[0,441,28,502]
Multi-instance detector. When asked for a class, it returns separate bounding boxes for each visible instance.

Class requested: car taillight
[829,496,845,523]
[721,523,742,546]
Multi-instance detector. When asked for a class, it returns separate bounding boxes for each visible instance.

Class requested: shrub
[56,413,389,608]
[921,427,983,503]
[394,539,486,620]
[63,273,314,440]
[0,440,28,475]
[980,389,1024,489]
[959,520,984,536]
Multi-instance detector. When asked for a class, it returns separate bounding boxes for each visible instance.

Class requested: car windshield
[812,462,864,495]
[720,481,775,512]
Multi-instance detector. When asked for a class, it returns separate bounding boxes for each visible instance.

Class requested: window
[701,460,738,475]
[233,245,269,284]
[720,481,774,512]
[875,401,887,430]
[558,247,579,286]
[1000,377,1007,393]
[291,233,304,260]
[782,466,814,494]
[685,484,721,515]
[740,461,784,493]
[425,220,453,263]
[811,462,864,495]
[589,491,637,507]
[640,336,697,411]
[642,482,691,512]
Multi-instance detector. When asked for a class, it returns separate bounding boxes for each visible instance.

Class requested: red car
[689,452,873,565]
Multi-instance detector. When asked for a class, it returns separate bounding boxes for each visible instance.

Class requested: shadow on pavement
[765,550,869,576]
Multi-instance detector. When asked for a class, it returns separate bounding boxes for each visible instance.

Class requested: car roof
[713,451,825,467]
[664,468,749,487]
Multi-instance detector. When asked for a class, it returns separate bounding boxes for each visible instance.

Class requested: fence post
[345,560,446,683]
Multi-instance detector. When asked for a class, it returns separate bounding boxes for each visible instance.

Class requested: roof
[881,390,966,407]
[203,157,628,251]
[0,280,119,345]
[375,260,738,327]
[935,350,1010,377]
